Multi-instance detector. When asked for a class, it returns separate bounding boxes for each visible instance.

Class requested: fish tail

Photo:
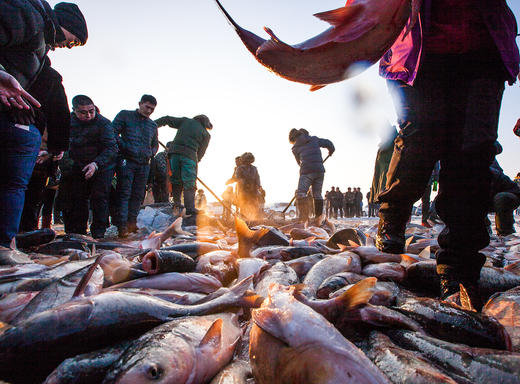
[73,254,104,298]
[458,284,476,312]
[230,276,264,308]
[235,218,269,258]
[334,277,376,310]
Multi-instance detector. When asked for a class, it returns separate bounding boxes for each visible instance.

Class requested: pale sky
[49,0,520,204]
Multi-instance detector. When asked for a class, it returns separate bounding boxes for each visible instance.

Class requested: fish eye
[145,363,163,380]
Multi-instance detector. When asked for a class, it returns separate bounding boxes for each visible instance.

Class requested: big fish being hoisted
[214,0,421,91]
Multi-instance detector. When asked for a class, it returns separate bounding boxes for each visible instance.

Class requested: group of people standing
[325,187,365,219]
[0,1,216,246]
[18,91,214,239]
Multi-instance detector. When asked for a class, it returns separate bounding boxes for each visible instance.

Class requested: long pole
[158,140,243,220]
[281,153,332,214]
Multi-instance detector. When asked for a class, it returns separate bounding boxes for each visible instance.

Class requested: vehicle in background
[266,202,297,219]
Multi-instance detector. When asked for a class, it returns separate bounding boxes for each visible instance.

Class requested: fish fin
[348,239,360,247]
[400,254,420,267]
[335,277,376,310]
[73,254,104,298]
[173,216,183,234]
[199,318,223,349]
[310,85,326,92]
[241,290,265,308]
[304,236,316,245]
[417,245,431,260]
[459,284,476,312]
[504,260,520,275]
[337,243,349,251]
[258,27,295,53]
[313,4,364,27]
[293,283,307,295]
[404,236,414,252]
[236,217,269,258]
[230,275,254,296]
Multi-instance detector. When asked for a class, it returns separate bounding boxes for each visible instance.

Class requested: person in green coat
[155,115,212,226]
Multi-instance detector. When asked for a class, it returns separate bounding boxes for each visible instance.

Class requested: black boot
[171,184,183,207]
[375,218,406,254]
[296,197,309,223]
[437,261,483,311]
[183,188,198,226]
[314,199,324,218]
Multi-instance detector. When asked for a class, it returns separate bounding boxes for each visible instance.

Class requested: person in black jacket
[59,95,117,238]
[289,128,334,222]
[113,95,158,237]
[0,1,87,247]
[19,57,70,232]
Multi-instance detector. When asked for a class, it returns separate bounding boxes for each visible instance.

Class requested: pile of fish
[1,207,520,383]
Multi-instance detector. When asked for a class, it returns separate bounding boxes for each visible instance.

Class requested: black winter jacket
[292,133,335,175]
[69,113,117,171]
[27,57,70,152]
[0,0,62,88]
[113,110,158,165]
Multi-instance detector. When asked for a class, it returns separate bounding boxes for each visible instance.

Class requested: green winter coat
[155,116,211,163]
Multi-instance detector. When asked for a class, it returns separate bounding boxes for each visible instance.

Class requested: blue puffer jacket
[292,133,335,175]
[112,110,158,165]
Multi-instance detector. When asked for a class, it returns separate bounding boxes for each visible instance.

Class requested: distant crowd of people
[325,187,372,219]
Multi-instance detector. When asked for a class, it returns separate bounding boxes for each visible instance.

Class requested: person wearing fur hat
[0,0,88,247]
[235,152,263,220]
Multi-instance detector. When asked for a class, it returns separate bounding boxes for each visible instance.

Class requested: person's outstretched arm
[155,116,184,129]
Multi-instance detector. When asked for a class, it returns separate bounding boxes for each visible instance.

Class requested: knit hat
[54,3,88,45]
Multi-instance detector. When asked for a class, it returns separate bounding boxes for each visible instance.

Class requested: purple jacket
[380,0,520,85]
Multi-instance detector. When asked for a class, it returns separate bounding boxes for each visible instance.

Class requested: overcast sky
[49,0,520,203]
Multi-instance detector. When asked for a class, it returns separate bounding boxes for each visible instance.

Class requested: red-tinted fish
[215,0,420,90]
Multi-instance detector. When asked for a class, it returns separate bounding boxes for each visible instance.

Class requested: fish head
[114,340,194,384]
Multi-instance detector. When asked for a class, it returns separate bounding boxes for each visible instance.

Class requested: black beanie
[54,2,88,45]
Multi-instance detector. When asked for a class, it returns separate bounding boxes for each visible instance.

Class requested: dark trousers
[41,188,57,217]
[61,167,114,237]
[116,160,150,229]
[20,167,49,232]
[493,192,520,236]
[379,53,505,279]
[368,203,379,217]
[355,202,362,217]
[152,179,169,203]
[345,203,355,217]
[0,118,41,247]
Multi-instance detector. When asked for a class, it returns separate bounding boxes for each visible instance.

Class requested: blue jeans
[0,116,41,247]
[116,160,150,228]
[296,172,324,199]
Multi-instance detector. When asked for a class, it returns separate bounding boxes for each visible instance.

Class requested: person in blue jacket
[289,128,334,222]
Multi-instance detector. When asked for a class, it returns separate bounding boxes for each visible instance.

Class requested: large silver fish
[215,0,421,90]
[250,283,390,383]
